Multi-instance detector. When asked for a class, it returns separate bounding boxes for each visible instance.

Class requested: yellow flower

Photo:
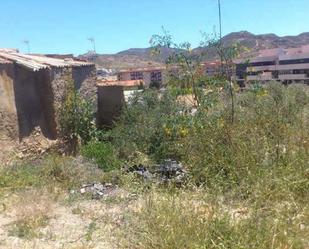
[165,128,172,136]
[218,118,225,128]
[179,127,189,137]
[257,90,268,97]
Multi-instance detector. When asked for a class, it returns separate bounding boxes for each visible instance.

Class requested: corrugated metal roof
[0,57,13,64]
[0,50,94,71]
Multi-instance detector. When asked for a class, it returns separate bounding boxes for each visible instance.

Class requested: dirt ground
[0,187,139,249]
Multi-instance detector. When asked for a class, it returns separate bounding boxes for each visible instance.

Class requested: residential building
[202,60,222,76]
[117,66,166,88]
[235,45,309,85]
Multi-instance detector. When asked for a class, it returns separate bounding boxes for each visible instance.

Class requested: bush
[111,89,192,162]
[180,83,309,192]
[81,141,122,171]
[58,76,95,152]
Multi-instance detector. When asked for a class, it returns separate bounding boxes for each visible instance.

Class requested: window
[150,71,162,83]
[279,58,309,65]
[130,72,143,80]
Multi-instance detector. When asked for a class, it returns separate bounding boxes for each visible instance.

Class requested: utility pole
[87,37,96,53]
[23,40,30,53]
[217,0,224,75]
[218,0,222,41]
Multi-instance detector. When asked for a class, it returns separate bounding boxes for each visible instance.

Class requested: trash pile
[79,182,117,199]
[127,159,187,184]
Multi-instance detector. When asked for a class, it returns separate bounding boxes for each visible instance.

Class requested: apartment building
[117,66,166,88]
[202,60,222,76]
[235,45,309,85]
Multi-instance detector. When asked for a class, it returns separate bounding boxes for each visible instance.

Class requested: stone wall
[50,66,96,111]
[50,65,96,136]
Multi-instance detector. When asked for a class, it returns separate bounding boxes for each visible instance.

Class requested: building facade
[117,66,166,88]
[235,46,309,85]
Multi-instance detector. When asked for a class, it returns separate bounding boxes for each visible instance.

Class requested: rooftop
[0,49,94,71]
[97,79,144,87]
[118,66,165,73]
[235,44,309,64]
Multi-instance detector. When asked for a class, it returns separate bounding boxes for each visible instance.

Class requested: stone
[79,182,117,199]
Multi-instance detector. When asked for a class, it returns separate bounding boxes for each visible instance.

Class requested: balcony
[247,65,277,72]
[247,73,274,81]
[247,63,309,72]
[278,74,309,80]
[277,63,309,71]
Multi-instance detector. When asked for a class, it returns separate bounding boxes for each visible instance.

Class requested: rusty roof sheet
[0,50,94,71]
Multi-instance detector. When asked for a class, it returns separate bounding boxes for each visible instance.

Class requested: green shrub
[181,83,309,192]
[111,89,192,162]
[58,75,95,151]
[81,141,122,171]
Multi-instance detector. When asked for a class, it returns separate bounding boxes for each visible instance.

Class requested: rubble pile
[17,127,57,159]
[128,159,187,184]
[0,127,58,165]
[79,182,117,199]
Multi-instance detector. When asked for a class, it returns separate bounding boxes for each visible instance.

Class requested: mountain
[193,31,309,58]
[80,31,309,69]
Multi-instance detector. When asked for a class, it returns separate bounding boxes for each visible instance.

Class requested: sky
[1,0,309,55]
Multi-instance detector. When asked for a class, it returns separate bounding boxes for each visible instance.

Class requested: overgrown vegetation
[0,155,105,196]
[110,82,308,249]
[81,141,122,171]
[125,190,308,249]
[59,75,95,153]
[1,82,308,247]
[1,30,308,249]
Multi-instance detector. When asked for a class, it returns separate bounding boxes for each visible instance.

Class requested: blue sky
[1,0,308,55]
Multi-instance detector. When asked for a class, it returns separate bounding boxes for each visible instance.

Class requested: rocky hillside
[194,31,309,59]
[81,31,309,69]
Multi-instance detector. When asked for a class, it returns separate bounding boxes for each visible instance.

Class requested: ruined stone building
[0,49,96,140]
